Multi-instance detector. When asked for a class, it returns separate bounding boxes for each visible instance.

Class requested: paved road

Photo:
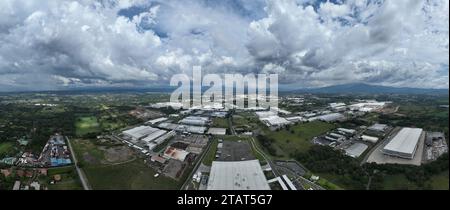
[180,138,213,190]
[66,137,91,190]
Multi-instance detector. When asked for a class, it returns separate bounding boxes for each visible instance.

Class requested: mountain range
[292,83,448,95]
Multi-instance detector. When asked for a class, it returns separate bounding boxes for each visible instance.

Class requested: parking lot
[217,141,255,161]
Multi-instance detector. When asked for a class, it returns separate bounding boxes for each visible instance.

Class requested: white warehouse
[383,127,424,159]
[122,126,159,141]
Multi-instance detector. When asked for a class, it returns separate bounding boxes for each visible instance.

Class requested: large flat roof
[207,160,270,190]
[345,143,368,158]
[383,127,423,155]
[122,126,159,139]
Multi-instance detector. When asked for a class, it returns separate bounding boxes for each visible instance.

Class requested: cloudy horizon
[0,0,448,92]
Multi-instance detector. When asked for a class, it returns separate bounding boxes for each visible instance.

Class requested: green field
[75,116,100,136]
[212,118,229,128]
[71,139,105,165]
[83,160,179,190]
[427,171,449,190]
[46,167,83,190]
[262,121,336,158]
[381,174,421,190]
[232,113,260,130]
[71,139,179,190]
[316,177,343,190]
[0,142,14,157]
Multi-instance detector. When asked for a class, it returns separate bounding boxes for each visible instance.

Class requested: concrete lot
[217,141,255,161]
[366,131,425,166]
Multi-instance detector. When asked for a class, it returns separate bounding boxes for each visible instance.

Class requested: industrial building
[285,116,305,123]
[368,123,389,133]
[175,125,207,134]
[337,128,356,135]
[207,128,227,135]
[383,127,424,159]
[146,117,168,125]
[309,113,345,122]
[345,143,368,158]
[141,130,167,144]
[207,160,270,190]
[260,115,291,127]
[122,126,159,141]
[349,101,389,112]
[361,135,379,143]
[163,147,189,161]
[179,116,210,126]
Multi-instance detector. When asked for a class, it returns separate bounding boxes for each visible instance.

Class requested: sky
[0,0,448,92]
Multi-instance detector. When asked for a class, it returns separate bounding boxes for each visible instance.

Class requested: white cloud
[0,0,448,91]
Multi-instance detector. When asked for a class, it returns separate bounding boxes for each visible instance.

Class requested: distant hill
[293,83,449,95]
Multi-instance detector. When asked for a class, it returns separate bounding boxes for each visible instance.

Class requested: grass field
[316,177,343,190]
[71,139,179,190]
[262,121,336,158]
[83,159,179,190]
[71,139,105,165]
[212,118,229,128]
[427,170,449,190]
[0,142,14,157]
[46,167,83,190]
[381,174,420,190]
[232,113,259,129]
[75,116,100,136]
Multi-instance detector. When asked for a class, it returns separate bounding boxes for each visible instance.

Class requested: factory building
[141,130,167,144]
[308,113,345,122]
[207,160,270,190]
[122,126,159,141]
[361,135,379,143]
[179,116,210,126]
[383,127,424,159]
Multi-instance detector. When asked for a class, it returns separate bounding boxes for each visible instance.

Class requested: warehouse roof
[345,143,368,158]
[141,130,167,143]
[309,113,345,122]
[207,128,227,135]
[383,127,423,155]
[207,160,270,190]
[368,123,388,132]
[122,126,158,139]
[147,117,168,125]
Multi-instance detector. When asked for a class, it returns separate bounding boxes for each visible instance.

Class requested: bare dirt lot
[100,146,134,164]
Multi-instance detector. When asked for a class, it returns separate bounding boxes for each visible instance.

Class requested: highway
[66,137,91,190]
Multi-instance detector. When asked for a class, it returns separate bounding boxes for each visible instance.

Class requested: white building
[309,113,345,122]
[337,128,356,135]
[141,130,167,144]
[207,128,227,135]
[368,123,389,133]
[146,117,168,125]
[179,116,209,126]
[345,143,368,158]
[122,126,159,141]
[361,135,379,143]
[207,160,270,190]
[383,127,423,159]
[260,115,291,127]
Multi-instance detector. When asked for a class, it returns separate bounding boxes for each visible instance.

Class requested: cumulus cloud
[0,0,448,91]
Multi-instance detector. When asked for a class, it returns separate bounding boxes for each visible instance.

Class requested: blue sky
[0,0,448,91]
